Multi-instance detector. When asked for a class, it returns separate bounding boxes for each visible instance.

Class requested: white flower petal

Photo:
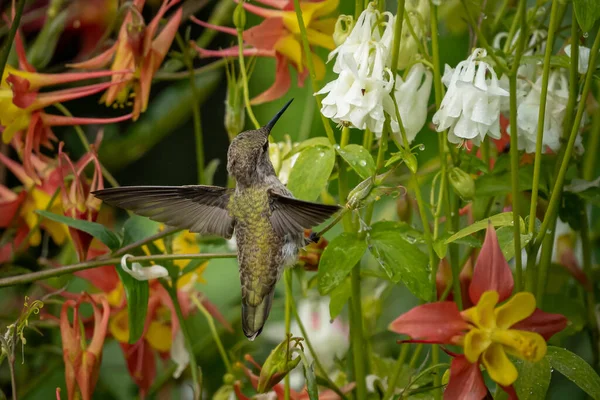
[120,254,169,281]
[171,330,190,379]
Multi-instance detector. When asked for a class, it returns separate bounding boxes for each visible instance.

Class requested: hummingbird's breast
[228,186,285,306]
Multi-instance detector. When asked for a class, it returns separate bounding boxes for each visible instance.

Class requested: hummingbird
[93,99,341,340]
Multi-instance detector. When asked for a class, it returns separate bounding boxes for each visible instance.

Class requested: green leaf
[288,146,336,202]
[336,144,376,179]
[318,233,367,294]
[36,210,121,250]
[284,137,332,160]
[328,277,351,320]
[27,10,68,69]
[368,222,432,301]
[116,266,149,344]
[303,361,318,400]
[495,226,533,262]
[513,357,551,400]
[573,0,600,32]
[445,212,524,244]
[546,346,600,399]
[99,70,221,170]
[122,215,161,246]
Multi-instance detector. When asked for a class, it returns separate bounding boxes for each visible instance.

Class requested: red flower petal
[444,356,487,400]
[500,384,518,400]
[250,54,291,105]
[389,302,468,343]
[243,17,286,50]
[120,341,156,397]
[469,224,514,304]
[511,308,568,341]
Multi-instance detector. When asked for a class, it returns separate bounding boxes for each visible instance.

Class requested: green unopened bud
[213,384,234,400]
[448,167,475,200]
[224,62,246,139]
[233,3,246,30]
[258,335,302,392]
[347,176,375,209]
[333,15,355,46]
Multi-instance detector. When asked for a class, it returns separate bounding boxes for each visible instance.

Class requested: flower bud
[224,63,246,140]
[448,167,475,200]
[347,176,375,209]
[333,15,354,46]
[258,335,302,392]
[233,3,246,30]
[396,193,412,223]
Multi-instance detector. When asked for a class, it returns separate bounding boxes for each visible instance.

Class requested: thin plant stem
[355,0,364,18]
[536,216,557,302]
[409,344,424,368]
[235,2,260,129]
[528,0,560,235]
[298,91,316,141]
[284,269,293,400]
[190,296,232,373]
[563,12,579,135]
[349,267,366,399]
[289,296,348,400]
[176,33,205,184]
[154,59,227,80]
[535,27,600,247]
[507,0,528,291]
[0,0,27,79]
[491,0,510,34]
[580,209,600,368]
[0,253,236,288]
[390,0,406,74]
[292,0,336,145]
[583,81,600,181]
[163,282,201,399]
[52,103,121,189]
[383,344,409,400]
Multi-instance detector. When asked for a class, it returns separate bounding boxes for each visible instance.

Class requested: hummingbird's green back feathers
[92,185,235,238]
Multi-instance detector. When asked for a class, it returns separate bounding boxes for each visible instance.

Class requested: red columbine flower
[58,140,104,261]
[192,0,338,104]
[60,293,110,400]
[69,0,182,120]
[1,30,132,179]
[389,224,568,399]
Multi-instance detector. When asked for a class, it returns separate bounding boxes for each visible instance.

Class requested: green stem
[176,33,205,184]
[536,216,556,303]
[528,0,559,235]
[284,269,293,400]
[580,209,599,368]
[491,0,510,34]
[355,0,364,18]
[390,0,406,73]
[0,0,26,79]
[349,267,367,399]
[235,2,260,129]
[0,253,236,288]
[383,344,409,400]
[163,283,201,399]
[52,103,120,189]
[583,81,600,181]
[563,13,579,135]
[292,0,336,145]
[190,295,232,373]
[507,0,527,291]
[535,26,600,247]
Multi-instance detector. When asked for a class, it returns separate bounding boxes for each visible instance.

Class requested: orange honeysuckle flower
[192,0,338,104]
[60,293,110,400]
[69,0,183,120]
[1,31,132,179]
[58,140,105,261]
[389,224,568,399]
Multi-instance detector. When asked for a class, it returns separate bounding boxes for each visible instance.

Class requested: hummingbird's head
[227,99,293,187]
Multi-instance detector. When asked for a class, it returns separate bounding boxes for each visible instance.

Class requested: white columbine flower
[432,48,509,146]
[390,63,433,143]
[565,44,591,74]
[171,330,190,379]
[120,254,169,281]
[317,4,397,135]
[513,71,569,153]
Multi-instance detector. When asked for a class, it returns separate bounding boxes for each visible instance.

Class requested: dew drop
[418,144,425,151]
[583,32,589,38]
[319,152,325,157]
[359,160,367,166]
[483,14,488,19]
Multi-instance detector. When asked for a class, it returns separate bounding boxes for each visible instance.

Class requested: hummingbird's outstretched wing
[92,186,235,238]
[267,190,341,238]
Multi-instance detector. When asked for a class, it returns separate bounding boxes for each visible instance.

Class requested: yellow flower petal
[311,0,339,18]
[107,283,125,307]
[274,35,304,72]
[492,329,547,362]
[109,309,130,343]
[481,343,518,386]
[463,290,499,329]
[464,328,492,363]
[306,28,335,50]
[495,292,536,329]
[310,17,337,36]
[313,53,326,81]
[146,320,172,352]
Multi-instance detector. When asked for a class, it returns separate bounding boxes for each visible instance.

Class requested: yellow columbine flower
[461,291,546,386]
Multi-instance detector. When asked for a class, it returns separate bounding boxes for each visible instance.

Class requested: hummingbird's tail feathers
[92,185,235,238]
[241,290,275,341]
[267,190,342,238]
[265,98,293,132]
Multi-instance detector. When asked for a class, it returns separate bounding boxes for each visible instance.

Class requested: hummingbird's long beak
[265,98,294,132]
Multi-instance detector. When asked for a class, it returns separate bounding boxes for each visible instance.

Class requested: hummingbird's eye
[262,141,269,152]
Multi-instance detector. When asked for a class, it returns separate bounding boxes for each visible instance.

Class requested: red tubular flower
[69,0,182,120]
[60,294,110,400]
[192,0,338,104]
[389,224,568,399]
[58,140,104,261]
